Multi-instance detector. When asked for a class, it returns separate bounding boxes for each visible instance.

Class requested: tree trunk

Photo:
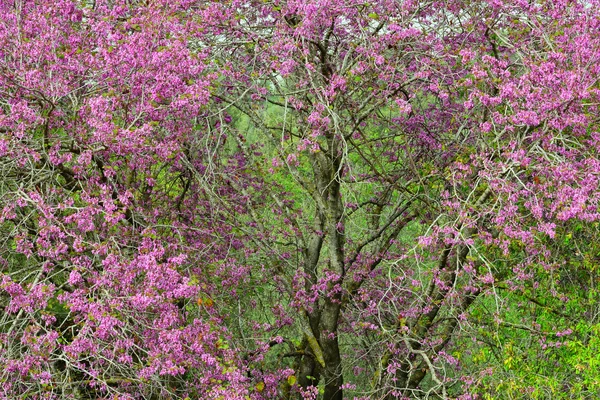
[320,298,343,400]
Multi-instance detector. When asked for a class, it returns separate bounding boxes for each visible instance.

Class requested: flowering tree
[0,1,257,399]
[202,0,600,398]
[2,0,600,399]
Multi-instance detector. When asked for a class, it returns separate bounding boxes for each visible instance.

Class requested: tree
[0,1,254,398]
[2,0,600,399]
[203,0,600,398]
